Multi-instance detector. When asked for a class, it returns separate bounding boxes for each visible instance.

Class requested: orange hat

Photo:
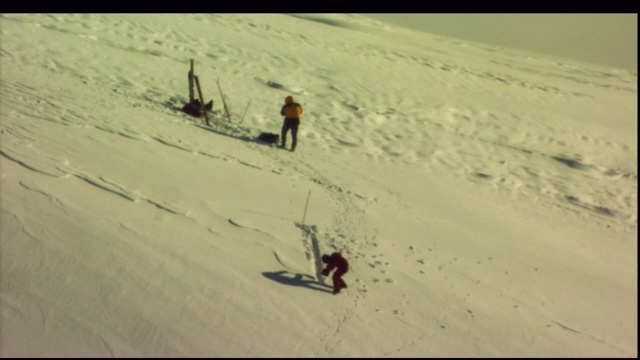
[285,96,294,104]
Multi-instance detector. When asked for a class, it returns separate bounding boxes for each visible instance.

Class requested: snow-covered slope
[1,14,636,357]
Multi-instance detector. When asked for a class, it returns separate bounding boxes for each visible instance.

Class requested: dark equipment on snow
[257,132,280,144]
[182,99,213,118]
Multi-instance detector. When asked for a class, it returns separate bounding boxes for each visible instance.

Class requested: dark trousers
[281,118,300,150]
[332,268,348,290]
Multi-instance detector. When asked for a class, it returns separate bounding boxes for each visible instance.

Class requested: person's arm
[325,262,337,272]
[322,261,337,276]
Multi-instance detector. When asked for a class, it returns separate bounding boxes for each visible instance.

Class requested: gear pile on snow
[181,59,214,125]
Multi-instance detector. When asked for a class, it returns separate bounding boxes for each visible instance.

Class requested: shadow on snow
[262,270,332,293]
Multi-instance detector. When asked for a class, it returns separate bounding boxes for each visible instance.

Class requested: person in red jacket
[321,252,349,294]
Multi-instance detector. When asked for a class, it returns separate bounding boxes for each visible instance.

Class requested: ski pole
[240,99,251,124]
[302,190,311,225]
[216,78,232,122]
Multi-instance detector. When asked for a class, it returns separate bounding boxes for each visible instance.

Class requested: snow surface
[0,14,637,357]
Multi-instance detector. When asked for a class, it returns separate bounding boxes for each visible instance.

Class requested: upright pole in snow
[194,75,205,105]
[188,59,195,103]
[216,78,232,122]
[194,76,210,126]
[239,99,251,124]
[301,190,311,225]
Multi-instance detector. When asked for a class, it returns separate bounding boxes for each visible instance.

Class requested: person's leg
[290,120,299,150]
[281,121,290,147]
[331,274,341,292]
[334,268,347,289]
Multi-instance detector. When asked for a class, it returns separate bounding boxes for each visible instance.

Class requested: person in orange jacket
[280,95,302,151]
[321,252,349,294]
